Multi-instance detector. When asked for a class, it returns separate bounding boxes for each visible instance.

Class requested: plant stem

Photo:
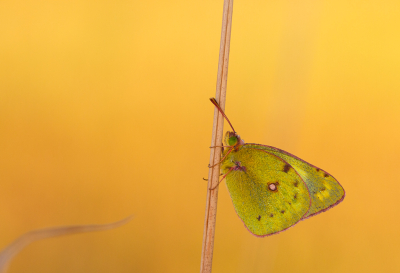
[0,216,132,273]
[200,0,234,272]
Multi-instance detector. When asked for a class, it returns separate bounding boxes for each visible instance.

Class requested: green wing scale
[245,144,345,219]
[220,144,345,237]
[221,147,311,237]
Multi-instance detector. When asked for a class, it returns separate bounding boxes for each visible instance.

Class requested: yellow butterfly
[210,98,345,237]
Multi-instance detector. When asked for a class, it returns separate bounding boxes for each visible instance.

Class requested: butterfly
[209,98,345,237]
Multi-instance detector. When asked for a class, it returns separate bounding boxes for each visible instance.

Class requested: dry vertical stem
[200,0,234,272]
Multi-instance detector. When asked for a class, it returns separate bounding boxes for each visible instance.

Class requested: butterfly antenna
[210,98,236,133]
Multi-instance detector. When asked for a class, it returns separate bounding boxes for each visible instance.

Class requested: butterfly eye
[228,136,238,146]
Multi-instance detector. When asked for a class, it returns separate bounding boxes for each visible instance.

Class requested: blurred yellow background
[1,0,399,272]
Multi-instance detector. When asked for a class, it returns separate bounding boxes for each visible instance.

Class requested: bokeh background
[1,0,399,272]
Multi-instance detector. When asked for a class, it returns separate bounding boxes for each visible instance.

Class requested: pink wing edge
[226,147,312,238]
[244,143,346,221]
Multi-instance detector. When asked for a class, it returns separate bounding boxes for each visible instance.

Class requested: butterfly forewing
[245,144,345,219]
[222,148,311,237]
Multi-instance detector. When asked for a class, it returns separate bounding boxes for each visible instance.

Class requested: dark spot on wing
[234,162,247,172]
[324,173,329,177]
[294,181,299,187]
[268,182,278,191]
[321,187,326,191]
[281,210,285,214]
[270,214,274,217]
[283,164,291,173]
[316,168,320,172]
[257,215,261,221]
[294,193,297,199]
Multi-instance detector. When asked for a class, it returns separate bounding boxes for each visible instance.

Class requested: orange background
[1,1,399,272]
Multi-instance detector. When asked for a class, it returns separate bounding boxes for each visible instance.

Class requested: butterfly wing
[221,147,311,237]
[245,144,345,219]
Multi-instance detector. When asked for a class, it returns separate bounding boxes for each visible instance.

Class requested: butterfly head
[224,131,244,149]
[209,98,244,149]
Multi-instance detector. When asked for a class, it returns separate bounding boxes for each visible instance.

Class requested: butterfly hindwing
[245,144,345,219]
[221,147,311,237]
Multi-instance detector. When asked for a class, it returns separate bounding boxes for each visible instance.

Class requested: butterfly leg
[210,143,228,153]
[203,173,224,181]
[208,147,234,168]
[209,167,235,190]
